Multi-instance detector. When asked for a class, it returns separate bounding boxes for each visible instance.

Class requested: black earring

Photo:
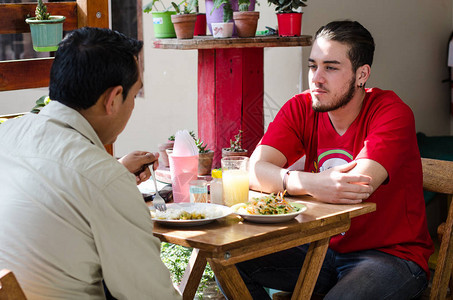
[358,83,363,88]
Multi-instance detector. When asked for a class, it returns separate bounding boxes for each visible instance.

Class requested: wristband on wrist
[283,170,291,194]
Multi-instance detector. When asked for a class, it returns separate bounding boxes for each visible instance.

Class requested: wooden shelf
[153,35,312,50]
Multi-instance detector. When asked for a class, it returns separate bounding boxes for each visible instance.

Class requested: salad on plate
[230,192,307,223]
[231,191,301,215]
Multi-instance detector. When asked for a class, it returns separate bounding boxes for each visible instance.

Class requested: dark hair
[314,20,375,72]
[49,27,143,110]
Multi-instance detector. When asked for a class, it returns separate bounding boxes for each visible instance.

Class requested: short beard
[312,76,357,113]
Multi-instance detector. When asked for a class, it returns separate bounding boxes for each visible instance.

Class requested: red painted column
[198,48,264,168]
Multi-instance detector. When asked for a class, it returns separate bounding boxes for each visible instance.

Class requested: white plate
[150,203,233,227]
[233,202,307,224]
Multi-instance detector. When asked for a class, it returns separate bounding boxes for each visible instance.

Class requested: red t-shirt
[261,88,434,275]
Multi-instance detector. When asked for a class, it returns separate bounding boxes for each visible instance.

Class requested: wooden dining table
[151,191,376,300]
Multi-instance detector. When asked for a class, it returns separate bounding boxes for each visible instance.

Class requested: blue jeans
[234,244,428,300]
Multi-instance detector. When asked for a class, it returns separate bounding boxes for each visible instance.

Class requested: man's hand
[118,151,159,185]
[305,161,373,204]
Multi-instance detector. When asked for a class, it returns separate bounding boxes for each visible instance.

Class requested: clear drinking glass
[221,156,249,207]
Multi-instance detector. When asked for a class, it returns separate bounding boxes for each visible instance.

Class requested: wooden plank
[214,48,243,167]
[292,238,330,300]
[0,58,53,91]
[198,49,217,165]
[197,48,264,168]
[153,35,312,50]
[178,249,208,300]
[207,260,253,300]
[241,48,264,153]
[0,269,27,300]
[429,197,453,300]
[0,2,78,34]
[77,0,109,28]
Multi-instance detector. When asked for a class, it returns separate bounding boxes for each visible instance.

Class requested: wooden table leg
[207,258,253,300]
[178,249,208,300]
[291,238,330,300]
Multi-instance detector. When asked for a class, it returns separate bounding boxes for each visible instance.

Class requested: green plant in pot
[195,139,214,176]
[268,0,307,36]
[210,0,234,38]
[222,129,248,158]
[25,0,66,52]
[170,0,198,39]
[144,0,177,38]
[233,0,260,38]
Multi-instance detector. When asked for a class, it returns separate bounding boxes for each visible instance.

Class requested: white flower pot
[211,22,234,38]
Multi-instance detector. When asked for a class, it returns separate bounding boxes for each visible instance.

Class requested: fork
[149,165,167,212]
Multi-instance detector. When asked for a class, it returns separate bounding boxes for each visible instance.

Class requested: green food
[235,192,301,215]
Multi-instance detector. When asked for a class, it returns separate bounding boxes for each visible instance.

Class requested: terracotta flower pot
[198,151,215,175]
[222,148,248,158]
[171,14,197,39]
[233,11,259,38]
[158,141,174,168]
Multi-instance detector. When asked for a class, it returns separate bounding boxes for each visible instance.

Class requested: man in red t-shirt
[235,21,433,299]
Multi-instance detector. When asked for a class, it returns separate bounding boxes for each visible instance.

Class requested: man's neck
[328,89,366,136]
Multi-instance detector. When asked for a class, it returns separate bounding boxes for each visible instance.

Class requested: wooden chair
[0,269,27,300]
[273,157,453,300]
[422,158,453,300]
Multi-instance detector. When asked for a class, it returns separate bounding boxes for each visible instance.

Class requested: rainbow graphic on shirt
[316,149,353,172]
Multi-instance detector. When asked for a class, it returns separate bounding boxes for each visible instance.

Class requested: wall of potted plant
[144,0,177,38]
[170,0,198,39]
[25,0,66,52]
[222,130,248,158]
[268,0,307,36]
[233,0,259,38]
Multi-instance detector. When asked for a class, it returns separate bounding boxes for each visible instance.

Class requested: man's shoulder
[367,87,403,103]
[366,88,411,112]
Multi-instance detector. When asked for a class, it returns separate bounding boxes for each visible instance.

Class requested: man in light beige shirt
[0,27,181,299]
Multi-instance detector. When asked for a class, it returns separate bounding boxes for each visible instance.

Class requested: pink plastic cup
[169,154,199,203]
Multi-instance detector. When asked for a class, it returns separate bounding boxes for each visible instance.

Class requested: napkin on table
[172,130,198,156]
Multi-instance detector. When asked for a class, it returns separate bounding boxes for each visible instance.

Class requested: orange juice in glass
[221,156,249,206]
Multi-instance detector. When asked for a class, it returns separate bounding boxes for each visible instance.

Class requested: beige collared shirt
[0,101,181,299]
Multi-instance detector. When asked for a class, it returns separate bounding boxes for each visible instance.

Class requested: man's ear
[103,86,123,115]
[357,64,371,82]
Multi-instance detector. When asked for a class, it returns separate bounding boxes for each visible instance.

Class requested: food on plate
[231,191,301,215]
[150,205,227,221]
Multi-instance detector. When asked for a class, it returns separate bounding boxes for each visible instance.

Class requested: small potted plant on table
[233,0,260,38]
[222,129,248,158]
[196,139,214,175]
[25,0,66,52]
[268,0,307,36]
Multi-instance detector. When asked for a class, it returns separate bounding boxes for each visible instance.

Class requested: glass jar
[210,169,223,205]
[189,179,208,203]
